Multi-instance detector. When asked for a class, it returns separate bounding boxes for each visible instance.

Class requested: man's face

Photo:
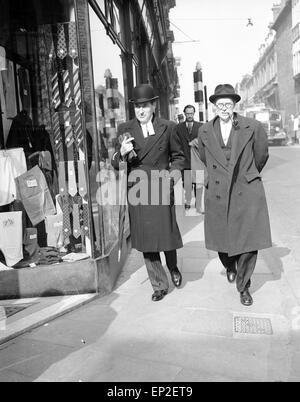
[134,102,156,124]
[184,107,195,123]
[215,98,235,122]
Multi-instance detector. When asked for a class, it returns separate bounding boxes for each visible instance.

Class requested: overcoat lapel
[139,117,167,161]
[201,118,229,171]
[131,118,146,151]
[229,115,254,172]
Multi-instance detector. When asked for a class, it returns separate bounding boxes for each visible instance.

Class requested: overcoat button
[213,165,217,169]
[216,180,220,184]
[238,191,242,196]
[216,195,221,199]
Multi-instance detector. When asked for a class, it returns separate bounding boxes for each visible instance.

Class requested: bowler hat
[130,84,159,104]
[209,84,241,104]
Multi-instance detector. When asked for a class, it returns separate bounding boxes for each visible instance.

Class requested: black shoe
[152,289,168,302]
[170,268,182,288]
[185,204,191,210]
[240,289,253,306]
[226,269,237,283]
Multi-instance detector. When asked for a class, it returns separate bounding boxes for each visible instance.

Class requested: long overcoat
[198,114,272,257]
[176,121,202,169]
[112,116,185,252]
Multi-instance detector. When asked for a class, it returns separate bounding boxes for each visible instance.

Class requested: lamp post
[194,62,204,123]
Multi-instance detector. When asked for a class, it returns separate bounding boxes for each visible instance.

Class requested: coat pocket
[245,172,261,183]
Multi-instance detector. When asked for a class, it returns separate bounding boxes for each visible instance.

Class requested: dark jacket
[112,116,185,252]
[176,121,202,170]
[198,114,272,256]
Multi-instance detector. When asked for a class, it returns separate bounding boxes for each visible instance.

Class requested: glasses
[215,102,234,110]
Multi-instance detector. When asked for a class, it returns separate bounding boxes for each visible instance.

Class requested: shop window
[88,5,128,256]
[0,0,94,270]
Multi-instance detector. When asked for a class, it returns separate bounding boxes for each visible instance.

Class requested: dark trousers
[218,251,258,292]
[182,170,196,206]
[143,250,177,291]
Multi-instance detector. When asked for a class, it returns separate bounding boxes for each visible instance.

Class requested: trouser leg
[164,249,177,272]
[143,252,169,291]
[183,170,193,206]
[236,251,258,293]
[195,185,204,213]
[218,252,236,272]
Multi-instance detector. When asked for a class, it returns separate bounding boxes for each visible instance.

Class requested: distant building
[237,0,296,123]
[292,0,300,112]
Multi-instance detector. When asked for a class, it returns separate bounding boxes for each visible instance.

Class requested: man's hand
[120,136,134,157]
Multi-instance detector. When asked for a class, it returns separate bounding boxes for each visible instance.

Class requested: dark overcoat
[176,121,202,170]
[112,116,185,252]
[198,114,272,257]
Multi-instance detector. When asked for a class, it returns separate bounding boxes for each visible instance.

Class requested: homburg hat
[209,84,241,104]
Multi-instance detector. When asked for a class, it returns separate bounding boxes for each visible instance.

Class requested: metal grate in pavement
[1,304,35,318]
[234,316,273,335]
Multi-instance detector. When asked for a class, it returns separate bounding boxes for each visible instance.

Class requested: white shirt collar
[141,120,155,138]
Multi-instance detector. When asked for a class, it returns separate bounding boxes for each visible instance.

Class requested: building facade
[237,0,296,128]
[0,0,179,298]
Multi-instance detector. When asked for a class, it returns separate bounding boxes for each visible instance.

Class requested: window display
[0,1,92,270]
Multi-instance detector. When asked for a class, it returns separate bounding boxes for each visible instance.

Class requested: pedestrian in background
[176,105,203,211]
[197,84,272,306]
[111,84,185,302]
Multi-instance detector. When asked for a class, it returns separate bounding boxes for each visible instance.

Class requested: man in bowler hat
[197,84,272,306]
[111,84,185,302]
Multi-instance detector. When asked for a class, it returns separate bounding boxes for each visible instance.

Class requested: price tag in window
[27,179,38,188]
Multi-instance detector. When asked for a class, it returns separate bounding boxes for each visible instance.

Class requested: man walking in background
[176,105,203,211]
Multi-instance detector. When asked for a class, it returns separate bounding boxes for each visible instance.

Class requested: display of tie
[40,22,91,252]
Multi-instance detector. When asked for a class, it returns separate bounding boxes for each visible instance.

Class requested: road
[0,145,300,383]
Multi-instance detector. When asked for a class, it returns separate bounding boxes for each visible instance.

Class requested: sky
[170,0,276,114]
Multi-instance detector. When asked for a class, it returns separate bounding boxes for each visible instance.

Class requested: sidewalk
[0,201,299,382]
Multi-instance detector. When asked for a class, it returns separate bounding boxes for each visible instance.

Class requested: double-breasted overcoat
[112,116,185,252]
[198,114,272,257]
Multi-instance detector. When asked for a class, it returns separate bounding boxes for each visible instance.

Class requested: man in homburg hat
[111,84,185,302]
[197,84,272,306]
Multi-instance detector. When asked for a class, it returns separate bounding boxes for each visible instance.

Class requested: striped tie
[51,73,61,110]
[52,112,62,153]
[63,70,72,108]
[73,66,81,107]
[64,111,74,147]
[73,109,83,148]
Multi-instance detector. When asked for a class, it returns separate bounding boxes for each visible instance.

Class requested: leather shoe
[226,269,237,283]
[170,268,182,288]
[240,289,253,306]
[152,289,168,302]
[185,204,191,210]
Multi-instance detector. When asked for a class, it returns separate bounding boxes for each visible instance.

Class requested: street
[0,145,300,382]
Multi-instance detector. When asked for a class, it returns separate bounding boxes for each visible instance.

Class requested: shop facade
[0,0,178,298]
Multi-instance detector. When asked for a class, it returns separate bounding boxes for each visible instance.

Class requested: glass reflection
[88,5,128,256]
